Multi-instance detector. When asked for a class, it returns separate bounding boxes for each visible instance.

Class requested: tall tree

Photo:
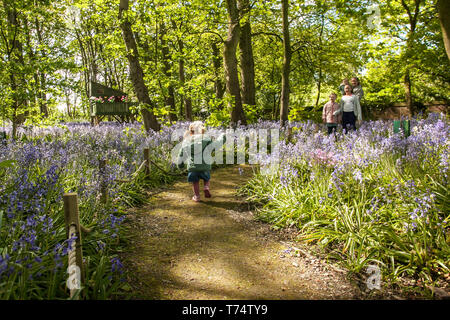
[118,0,160,132]
[3,1,25,138]
[159,21,177,122]
[437,0,450,61]
[224,0,246,126]
[400,0,422,114]
[212,41,225,107]
[238,0,256,106]
[171,20,192,121]
[280,0,291,126]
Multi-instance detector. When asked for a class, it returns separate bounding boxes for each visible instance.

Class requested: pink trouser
[192,180,210,197]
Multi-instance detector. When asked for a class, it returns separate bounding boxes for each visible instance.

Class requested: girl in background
[322,93,341,135]
[339,79,350,96]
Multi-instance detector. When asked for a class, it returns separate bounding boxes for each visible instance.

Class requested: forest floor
[121,165,394,300]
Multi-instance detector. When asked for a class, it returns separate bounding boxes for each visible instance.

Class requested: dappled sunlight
[123,165,361,300]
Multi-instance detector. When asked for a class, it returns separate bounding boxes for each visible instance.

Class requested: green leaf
[0,160,15,169]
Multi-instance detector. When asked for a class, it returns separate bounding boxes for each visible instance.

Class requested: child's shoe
[204,180,211,198]
[192,195,201,202]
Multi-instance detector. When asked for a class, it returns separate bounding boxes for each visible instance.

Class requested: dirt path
[122,165,365,299]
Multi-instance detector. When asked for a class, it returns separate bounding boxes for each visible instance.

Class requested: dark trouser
[342,111,356,133]
[327,124,337,135]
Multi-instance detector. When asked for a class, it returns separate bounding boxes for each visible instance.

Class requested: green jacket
[177,133,226,172]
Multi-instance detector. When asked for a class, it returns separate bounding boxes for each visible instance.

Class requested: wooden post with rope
[287,127,293,143]
[144,148,150,177]
[99,159,108,205]
[63,193,84,299]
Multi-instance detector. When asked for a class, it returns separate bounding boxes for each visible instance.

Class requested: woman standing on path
[351,77,365,121]
[334,85,362,133]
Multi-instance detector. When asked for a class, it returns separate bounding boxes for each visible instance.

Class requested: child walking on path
[322,93,341,135]
[177,121,226,202]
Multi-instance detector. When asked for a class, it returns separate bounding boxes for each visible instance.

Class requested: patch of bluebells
[248,115,448,233]
[110,257,124,274]
[0,254,14,280]
[0,116,448,296]
[0,121,187,297]
[99,212,126,238]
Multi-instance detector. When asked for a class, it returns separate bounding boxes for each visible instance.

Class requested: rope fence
[63,147,185,299]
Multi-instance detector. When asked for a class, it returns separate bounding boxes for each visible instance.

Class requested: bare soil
[121,165,370,300]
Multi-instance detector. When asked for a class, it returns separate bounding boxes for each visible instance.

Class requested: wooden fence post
[63,193,84,298]
[144,148,150,177]
[99,159,108,204]
[287,127,292,143]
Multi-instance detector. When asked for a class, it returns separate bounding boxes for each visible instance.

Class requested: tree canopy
[0,0,448,133]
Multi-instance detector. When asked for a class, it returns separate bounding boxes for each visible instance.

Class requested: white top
[341,95,356,112]
[334,94,362,121]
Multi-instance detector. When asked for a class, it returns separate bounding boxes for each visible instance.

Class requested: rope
[67,224,80,300]
[148,158,186,176]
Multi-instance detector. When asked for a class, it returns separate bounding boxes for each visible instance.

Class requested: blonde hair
[185,121,205,138]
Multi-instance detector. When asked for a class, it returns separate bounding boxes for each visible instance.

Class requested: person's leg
[342,113,349,134]
[327,125,333,135]
[350,112,356,131]
[188,172,201,201]
[203,179,211,198]
[192,181,200,201]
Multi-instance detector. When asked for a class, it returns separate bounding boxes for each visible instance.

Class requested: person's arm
[177,141,187,169]
[322,103,327,122]
[211,132,226,149]
[359,87,364,101]
[333,100,343,116]
[354,96,362,122]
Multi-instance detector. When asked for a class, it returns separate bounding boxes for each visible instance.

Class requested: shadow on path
[121,165,362,300]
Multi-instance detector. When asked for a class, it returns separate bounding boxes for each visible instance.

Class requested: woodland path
[121,165,366,299]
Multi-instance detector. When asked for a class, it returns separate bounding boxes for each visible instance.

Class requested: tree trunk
[74,29,91,101]
[172,28,192,121]
[160,21,177,122]
[35,18,48,117]
[224,0,246,126]
[212,41,225,108]
[119,0,160,132]
[437,0,450,61]
[238,0,256,106]
[280,0,291,127]
[401,0,421,116]
[404,69,413,116]
[315,71,322,109]
[315,14,324,110]
[4,3,24,139]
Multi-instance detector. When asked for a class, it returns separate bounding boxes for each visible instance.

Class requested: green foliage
[205,104,230,128]
[1,0,448,125]
[239,121,450,293]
